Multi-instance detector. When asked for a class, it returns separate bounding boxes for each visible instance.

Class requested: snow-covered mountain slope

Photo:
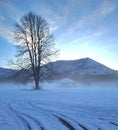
[46,57,115,75]
[0,58,118,85]
[0,67,16,77]
[0,58,115,77]
[0,67,18,83]
[43,58,118,85]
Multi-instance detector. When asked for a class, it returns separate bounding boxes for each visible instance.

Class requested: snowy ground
[0,81,118,130]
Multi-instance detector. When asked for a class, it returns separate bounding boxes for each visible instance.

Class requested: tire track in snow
[109,122,118,126]
[19,112,45,130]
[97,128,101,130]
[98,118,105,120]
[28,102,70,130]
[10,100,117,130]
[98,118,118,128]
[54,115,75,130]
[13,113,32,130]
[9,103,33,130]
[30,102,88,130]
[0,103,30,130]
[78,123,88,130]
[58,114,89,130]
[12,101,68,130]
[9,102,45,130]
[29,101,81,130]
[31,102,112,130]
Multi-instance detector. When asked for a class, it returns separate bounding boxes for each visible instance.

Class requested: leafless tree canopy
[14,12,58,89]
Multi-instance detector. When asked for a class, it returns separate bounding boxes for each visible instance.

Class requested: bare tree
[13,12,58,89]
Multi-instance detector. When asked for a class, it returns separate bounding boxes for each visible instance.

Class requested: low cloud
[0,1,24,44]
[0,0,23,21]
[58,0,116,45]
[70,28,108,44]
[77,0,116,29]
[0,24,14,44]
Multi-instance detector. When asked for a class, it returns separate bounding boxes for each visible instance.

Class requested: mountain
[0,58,118,85]
[43,58,118,85]
[45,58,114,75]
[0,67,17,82]
[0,67,15,77]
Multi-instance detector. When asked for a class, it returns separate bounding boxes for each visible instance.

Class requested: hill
[0,58,118,85]
[43,58,118,85]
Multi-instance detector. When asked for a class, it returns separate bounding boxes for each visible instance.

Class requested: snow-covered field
[0,81,118,130]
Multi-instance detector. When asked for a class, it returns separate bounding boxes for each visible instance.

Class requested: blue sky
[0,0,118,69]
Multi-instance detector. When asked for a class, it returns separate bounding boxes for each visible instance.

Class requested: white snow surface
[0,81,118,130]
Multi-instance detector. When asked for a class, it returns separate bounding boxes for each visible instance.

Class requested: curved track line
[10,100,118,130]
[9,102,45,130]
[30,102,87,130]
[11,101,68,130]
[15,113,32,130]
[20,112,44,130]
[0,107,24,130]
[9,103,33,130]
[30,102,78,129]
[78,123,88,130]
[54,115,75,130]
[109,122,118,126]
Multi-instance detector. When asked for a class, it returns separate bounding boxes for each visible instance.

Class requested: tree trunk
[34,78,40,90]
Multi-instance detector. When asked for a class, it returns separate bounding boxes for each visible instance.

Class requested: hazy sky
[0,0,118,69]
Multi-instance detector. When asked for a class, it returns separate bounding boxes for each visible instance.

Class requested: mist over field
[0,81,118,130]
